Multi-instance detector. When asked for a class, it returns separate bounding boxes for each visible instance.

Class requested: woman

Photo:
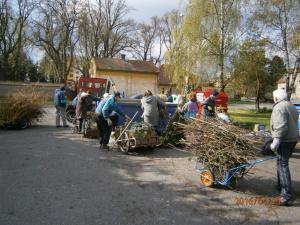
[182,92,199,118]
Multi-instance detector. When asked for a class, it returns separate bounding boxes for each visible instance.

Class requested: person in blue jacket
[54,86,68,127]
[96,92,130,150]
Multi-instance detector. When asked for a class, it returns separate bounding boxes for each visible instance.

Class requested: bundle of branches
[0,87,47,129]
[160,110,185,146]
[181,118,258,180]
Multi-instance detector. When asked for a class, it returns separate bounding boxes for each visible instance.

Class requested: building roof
[93,58,159,74]
[278,67,300,84]
[158,64,174,86]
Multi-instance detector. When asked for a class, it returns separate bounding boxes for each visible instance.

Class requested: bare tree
[132,17,160,61]
[0,0,35,80]
[251,0,300,99]
[101,0,135,58]
[33,0,78,82]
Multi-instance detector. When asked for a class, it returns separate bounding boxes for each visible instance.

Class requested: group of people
[54,87,299,206]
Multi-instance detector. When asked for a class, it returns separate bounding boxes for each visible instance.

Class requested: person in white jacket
[270,89,299,206]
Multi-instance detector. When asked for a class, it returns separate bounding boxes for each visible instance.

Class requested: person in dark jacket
[54,87,68,127]
[270,89,299,206]
[97,92,130,150]
[165,90,173,103]
[201,90,219,119]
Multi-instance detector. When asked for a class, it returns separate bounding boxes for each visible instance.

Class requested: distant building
[277,68,300,101]
[89,57,159,96]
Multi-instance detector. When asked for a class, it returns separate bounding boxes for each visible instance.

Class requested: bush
[0,87,48,129]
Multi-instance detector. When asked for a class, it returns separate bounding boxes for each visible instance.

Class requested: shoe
[101,144,109,151]
[272,197,293,206]
[63,125,69,128]
[56,125,61,128]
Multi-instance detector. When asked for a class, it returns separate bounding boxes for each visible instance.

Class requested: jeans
[55,106,67,126]
[277,141,297,201]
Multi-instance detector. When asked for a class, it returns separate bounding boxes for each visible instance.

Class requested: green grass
[228,99,254,104]
[228,109,271,130]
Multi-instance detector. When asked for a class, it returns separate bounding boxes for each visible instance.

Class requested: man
[270,89,299,206]
[96,92,130,150]
[201,90,219,119]
[54,86,68,127]
[165,90,173,103]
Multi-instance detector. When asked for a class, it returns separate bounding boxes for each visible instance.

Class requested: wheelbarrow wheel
[119,132,131,153]
[200,169,214,187]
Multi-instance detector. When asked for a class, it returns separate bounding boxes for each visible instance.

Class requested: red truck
[65,76,111,100]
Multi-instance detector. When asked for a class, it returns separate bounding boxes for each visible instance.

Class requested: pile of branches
[160,110,185,146]
[0,87,47,129]
[180,118,258,180]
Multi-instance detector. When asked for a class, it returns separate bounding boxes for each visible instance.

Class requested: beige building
[278,68,300,102]
[89,58,159,97]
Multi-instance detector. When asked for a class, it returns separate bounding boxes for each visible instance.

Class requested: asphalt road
[0,107,300,225]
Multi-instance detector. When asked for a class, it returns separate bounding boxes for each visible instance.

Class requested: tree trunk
[255,73,260,112]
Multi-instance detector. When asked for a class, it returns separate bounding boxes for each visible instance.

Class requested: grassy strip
[228,109,271,130]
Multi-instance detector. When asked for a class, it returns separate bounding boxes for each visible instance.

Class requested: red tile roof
[93,58,159,74]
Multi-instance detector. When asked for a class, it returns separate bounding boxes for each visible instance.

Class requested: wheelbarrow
[114,111,159,153]
[197,156,277,188]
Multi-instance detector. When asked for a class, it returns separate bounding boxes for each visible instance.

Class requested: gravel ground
[0,107,300,225]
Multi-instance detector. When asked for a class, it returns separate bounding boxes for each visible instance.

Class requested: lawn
[228,109,272,130]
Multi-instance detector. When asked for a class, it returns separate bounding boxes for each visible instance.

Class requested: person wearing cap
[98,92,130,150]
[201,89,219,119]
[270,89,299,206]
[54,86,68,127]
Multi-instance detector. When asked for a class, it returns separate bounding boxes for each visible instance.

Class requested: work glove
[207,106,213,111]
[106,118,113,127]
[125,115,131,120]
[270,138,281,151]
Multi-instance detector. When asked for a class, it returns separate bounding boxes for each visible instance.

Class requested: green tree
[165,0,242,92]
[0,0,35,80]
[232,40,269,111]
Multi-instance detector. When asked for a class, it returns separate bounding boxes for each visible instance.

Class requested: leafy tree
[0,0,35,80]
[232,40,269,111]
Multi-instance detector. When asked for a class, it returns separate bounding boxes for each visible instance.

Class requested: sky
[125,0,187,22]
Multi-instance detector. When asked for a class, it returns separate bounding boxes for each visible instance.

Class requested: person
[165,90,173,103]
[141,90,164,133]
[270,89,299,206]
[182,92,199,118]
[97,92,130,150]
[201,90,219,119]
[54,86,68,127]
[75,90,91,133]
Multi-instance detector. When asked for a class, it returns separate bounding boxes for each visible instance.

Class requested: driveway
[0,107,299,225]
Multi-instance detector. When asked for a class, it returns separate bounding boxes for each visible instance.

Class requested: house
[89,57,159,97]
[158,64,177,94]
[278,68,300,102]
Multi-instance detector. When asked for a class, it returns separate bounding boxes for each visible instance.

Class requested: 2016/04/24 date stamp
[235,197,280,207]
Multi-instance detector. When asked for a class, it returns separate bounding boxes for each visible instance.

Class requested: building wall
[91,69,158,97]
[278,73,300,102]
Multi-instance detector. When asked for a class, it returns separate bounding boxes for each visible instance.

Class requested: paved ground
[0,107,300,225]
